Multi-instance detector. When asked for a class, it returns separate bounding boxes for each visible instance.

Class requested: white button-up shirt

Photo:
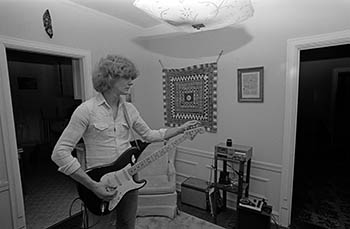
[51,93,166,175]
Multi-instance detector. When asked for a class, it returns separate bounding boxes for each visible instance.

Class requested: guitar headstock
[183,126,206,140]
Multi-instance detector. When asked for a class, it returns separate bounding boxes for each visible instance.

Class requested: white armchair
[136,141,178,218]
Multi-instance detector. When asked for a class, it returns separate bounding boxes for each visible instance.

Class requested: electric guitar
[77,126,205,216]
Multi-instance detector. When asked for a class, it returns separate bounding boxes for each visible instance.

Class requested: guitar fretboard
[127,127,202,176]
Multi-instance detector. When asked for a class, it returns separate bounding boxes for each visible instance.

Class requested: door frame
[0,35,92,228]
[279,30,350,227]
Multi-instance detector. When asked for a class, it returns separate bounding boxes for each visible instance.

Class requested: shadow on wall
[132,26,253,59]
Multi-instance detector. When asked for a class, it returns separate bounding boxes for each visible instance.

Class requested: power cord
[209,160,239,186]
[227,163,240,186]
[69,197,81,217]
[271,214,280,229]
[227,162,240,176]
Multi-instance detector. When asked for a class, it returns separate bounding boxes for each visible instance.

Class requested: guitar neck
[127,132,191,176]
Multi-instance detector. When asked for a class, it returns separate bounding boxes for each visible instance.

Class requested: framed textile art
[237,66,264,102]
[162,62,218,133]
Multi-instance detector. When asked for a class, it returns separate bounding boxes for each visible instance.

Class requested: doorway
[0,36,92,228]
[291,45,350,228]
[279,30,350,228]
[7,49,84,228]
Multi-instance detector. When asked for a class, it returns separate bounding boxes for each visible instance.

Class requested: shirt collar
[96,93,106,106]
[96,92,126,108]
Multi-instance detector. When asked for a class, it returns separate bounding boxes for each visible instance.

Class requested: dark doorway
[291,44,350,228]
[333,71,350,155]
[7,49,82,228]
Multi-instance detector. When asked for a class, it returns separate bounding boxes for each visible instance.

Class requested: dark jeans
[86,190,138,228]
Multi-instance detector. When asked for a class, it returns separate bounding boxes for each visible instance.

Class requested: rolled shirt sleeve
[52,97,169,175]
[51,104,89,175]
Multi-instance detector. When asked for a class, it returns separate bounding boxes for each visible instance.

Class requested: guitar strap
[121,102,140,150]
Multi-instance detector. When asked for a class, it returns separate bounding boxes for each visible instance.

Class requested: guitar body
[76,128,204,216]
[77,144,148,216]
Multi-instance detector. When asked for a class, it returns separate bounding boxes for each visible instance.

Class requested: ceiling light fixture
[133,0,254,32]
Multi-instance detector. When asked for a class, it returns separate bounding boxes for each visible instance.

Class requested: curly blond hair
[92,55,139,92]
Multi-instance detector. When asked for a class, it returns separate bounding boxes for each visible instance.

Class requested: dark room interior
[292,44,350,228]
[7,49,82,228]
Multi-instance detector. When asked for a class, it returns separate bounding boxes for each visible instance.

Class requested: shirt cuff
[159,128,167,140]
[57,157,81,175]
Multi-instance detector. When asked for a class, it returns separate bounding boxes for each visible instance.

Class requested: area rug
[135,211,224,229]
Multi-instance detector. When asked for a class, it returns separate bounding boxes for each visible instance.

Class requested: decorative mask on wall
[43,9,53,38]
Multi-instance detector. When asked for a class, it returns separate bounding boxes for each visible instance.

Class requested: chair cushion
[137,205,177,218]
[138,175,176,195]
[138,192,177,206]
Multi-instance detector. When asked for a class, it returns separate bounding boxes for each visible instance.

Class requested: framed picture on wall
[237,66,264,102]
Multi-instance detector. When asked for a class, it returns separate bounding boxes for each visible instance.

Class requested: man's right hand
[92,181,118,201]
[70,167,118,201]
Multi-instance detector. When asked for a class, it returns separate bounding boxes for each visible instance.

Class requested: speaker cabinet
[181,177,210,210]
[237,205,271,229]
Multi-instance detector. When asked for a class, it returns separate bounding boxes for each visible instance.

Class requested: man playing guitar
[51,54,199,229]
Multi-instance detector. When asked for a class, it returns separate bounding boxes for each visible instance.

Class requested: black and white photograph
[0,1,349,229]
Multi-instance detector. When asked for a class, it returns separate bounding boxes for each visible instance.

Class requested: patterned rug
[137,211,224,229]
[162,62,218,133]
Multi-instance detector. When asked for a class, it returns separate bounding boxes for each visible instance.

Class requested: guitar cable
[68,197,81,217]
[81,205,104,229]
[68,197,103,229]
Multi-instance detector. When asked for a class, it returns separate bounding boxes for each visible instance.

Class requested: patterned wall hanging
[162,62,218,133]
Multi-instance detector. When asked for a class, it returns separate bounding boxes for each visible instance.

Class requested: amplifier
[214,143,252,161]
[181,177,210,210]
[239,197,263,211]
[237,201,272,229]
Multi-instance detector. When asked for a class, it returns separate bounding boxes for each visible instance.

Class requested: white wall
[0,0,349,227]
[0,0,151,79]
[0,1,153,228]
[131,0,350,220]
[135,0,350,156]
